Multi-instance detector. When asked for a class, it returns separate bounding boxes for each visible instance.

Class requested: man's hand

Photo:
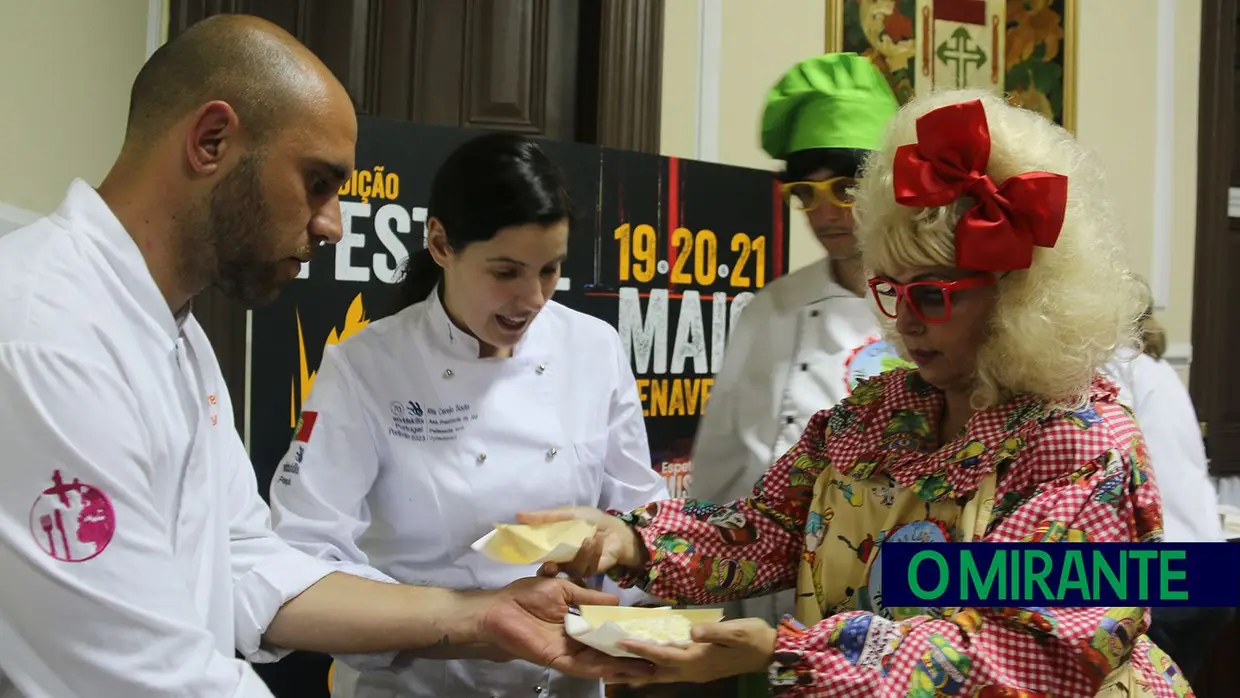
[477,577,656,682]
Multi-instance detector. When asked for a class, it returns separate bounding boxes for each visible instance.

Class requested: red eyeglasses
[867,275,996,323]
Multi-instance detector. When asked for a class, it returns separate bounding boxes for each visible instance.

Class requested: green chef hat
[761,52,899,161]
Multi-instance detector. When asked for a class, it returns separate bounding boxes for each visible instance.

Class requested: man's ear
[426,218,454,268]
[185,100,240,176]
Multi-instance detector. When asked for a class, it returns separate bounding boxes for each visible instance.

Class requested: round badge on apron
[862,520,951,620]
[845,337,916,392]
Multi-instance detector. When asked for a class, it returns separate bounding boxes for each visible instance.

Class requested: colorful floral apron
[792,466,1167,697]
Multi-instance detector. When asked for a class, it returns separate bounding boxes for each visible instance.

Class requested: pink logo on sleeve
[28,470,116,562]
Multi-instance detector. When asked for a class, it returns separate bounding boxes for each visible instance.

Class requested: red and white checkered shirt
[611,369,1193,697]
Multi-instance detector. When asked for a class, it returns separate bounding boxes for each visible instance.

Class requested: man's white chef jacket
[0,180,338,697]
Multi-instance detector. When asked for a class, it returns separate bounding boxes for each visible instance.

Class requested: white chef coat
[1101,350,1223,542]
[268,288,670,698]
[0,179,337,698]
[688,258,906,626]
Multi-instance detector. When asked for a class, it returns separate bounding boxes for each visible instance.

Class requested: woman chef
[268,132,670,698]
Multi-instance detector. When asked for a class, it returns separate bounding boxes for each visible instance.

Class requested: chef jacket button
[800,363,808,371]
[809,309,820,317]
[785,415,795,425]
[443,369,454,379]
[477,453,487,464]
[536,363,547,374]
[547,447,558,458]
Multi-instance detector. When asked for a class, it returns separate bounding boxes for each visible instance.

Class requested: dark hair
[397,132,575,309]
[1129,274,1166,361]
[1139,304,1167,361]
[780,147,869,181]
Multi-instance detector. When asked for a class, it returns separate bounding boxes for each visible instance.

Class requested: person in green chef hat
[688,54,910,696]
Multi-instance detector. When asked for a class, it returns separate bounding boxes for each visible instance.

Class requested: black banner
[246,116,791,501]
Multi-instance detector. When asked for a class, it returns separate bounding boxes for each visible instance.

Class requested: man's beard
[182,155,289,308]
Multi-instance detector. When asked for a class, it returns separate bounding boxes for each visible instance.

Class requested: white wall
[660,0,1202,371]
[0,202,39,237]
[1075,0,1200,370]
[0,0,151,218]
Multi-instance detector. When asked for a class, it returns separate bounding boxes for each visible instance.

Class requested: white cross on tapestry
[914,0,1005,97]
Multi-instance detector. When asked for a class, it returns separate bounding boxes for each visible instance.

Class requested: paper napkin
[471,519,598,565]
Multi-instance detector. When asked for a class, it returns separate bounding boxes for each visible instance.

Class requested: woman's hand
[516,506,646,580]
[615,618,777,686]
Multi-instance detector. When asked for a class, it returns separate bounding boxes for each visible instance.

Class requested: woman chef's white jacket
[268,288,669,698]
[1102,349,1223,543]
[689,259,905,626]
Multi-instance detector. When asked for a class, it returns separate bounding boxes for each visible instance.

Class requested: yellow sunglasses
[780,176,857,211]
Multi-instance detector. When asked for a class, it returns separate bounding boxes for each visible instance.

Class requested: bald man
[0,15,649,698]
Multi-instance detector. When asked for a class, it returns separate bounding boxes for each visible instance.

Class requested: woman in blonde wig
[523,89,1193,697]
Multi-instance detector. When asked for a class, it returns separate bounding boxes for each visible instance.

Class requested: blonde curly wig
[851,89,1144,410]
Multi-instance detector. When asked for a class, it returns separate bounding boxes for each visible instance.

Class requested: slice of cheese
[611,615,694,645]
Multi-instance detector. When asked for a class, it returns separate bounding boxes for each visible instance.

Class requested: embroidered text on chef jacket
[269,289,669,698]
[0,180,338,698]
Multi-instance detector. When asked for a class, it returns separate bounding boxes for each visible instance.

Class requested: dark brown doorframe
[593,0,665,152]
[1189,0,1238,477]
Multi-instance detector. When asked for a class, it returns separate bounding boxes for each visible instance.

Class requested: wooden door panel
[406,0,468,126]
[169,0,249,29]
[459,0,579,137]
[171,0,662,146]
[368,0,427,121]
[595,0,663,151]
[463,0,545,130]
[1192,0,1240,476]
[1206,221,1240,474]
[1232,66,1240,182]
[299,1,372,109]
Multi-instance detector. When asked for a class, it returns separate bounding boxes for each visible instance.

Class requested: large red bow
[892,99,1067,272]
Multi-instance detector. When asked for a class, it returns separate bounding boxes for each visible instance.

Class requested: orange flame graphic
[290,293,371,427]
